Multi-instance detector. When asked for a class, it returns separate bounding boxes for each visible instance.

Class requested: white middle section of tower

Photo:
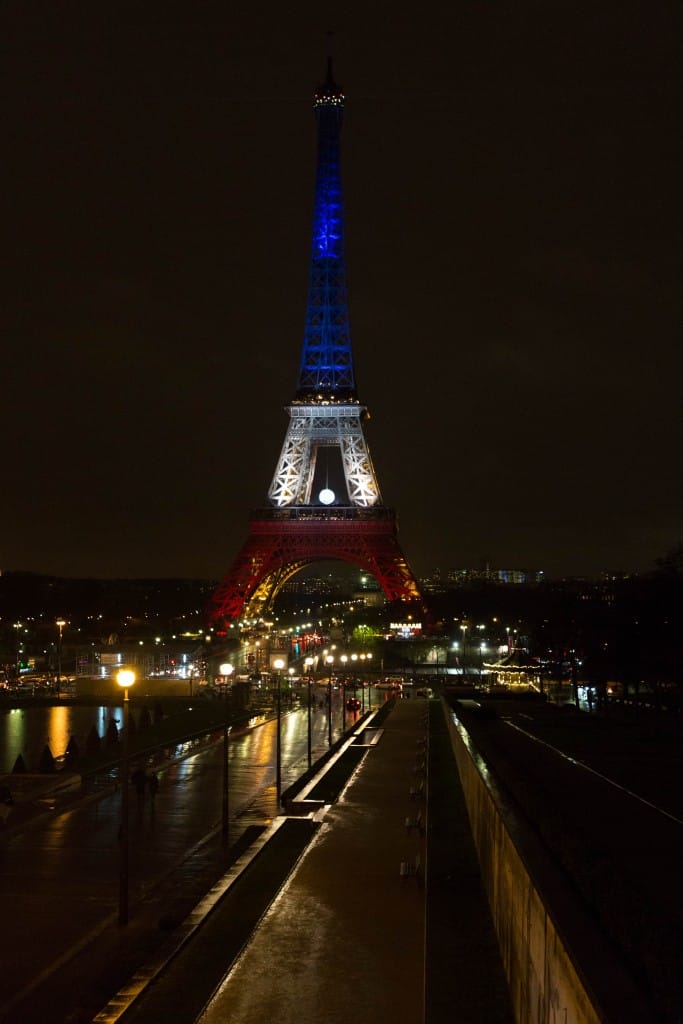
[268,404,381,507]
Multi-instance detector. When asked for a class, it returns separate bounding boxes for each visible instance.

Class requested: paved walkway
[0,697,512,1023]
[116,697,512,1024]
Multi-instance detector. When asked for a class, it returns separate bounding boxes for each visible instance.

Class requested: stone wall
[443,701,654,1024]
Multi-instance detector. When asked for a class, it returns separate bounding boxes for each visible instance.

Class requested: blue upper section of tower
[296,62,357,402]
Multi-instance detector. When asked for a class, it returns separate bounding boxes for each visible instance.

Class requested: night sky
[1,3,681,581]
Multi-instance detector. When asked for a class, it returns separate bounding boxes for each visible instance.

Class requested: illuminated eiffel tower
[209,63,420,626]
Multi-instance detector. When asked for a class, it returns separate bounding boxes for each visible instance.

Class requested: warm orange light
[117,670,136,689]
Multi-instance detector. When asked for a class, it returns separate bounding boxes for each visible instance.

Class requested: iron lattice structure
[210,65,420,626]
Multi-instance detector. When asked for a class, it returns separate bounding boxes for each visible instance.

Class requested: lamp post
[340,655,348,732]
[116,669,136,926]
[366,653,373,707]
[219,662,234,698]
[56,619,66,696]
[452,641,460,681]
[460,625,468,680]
[359,654,366,711]
[273,657,285,803]
[14,622,22,683]
[304,656,314,768]
[326,655,334,746]
[351,653,359,712]
[221,663,233,843]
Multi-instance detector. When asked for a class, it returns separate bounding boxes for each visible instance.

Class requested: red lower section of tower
[209,508,421,626]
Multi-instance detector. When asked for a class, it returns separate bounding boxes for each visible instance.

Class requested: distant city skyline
[0,558,665,587]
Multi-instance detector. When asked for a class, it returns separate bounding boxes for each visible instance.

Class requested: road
[0,694,367,1018]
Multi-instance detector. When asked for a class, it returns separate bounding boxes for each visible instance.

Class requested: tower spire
[296,63,354,400]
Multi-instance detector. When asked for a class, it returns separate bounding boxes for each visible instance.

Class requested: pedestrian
[148,772,159,803]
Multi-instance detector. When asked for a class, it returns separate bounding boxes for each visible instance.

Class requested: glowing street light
[326,655,334,746]
[340,654,349,729]
[56,619,66,696]
[220,663,234,843]
[273,657,285,802]
[116,669,136,926]
[13,622,23,682]
[304,656,314,767]
[460,625,468,678]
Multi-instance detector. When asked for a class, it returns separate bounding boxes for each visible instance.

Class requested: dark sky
[1,2,681,581]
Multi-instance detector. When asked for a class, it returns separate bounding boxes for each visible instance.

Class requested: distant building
[422,568,546,591]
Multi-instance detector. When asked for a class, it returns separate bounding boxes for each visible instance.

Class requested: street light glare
[117,670,136,689]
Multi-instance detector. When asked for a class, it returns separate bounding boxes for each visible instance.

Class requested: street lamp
[304,656,314,768]
[340,655,348,732]
[219,662,234,698]
[326,655,334,746]
[116,669,136,926]
[56,619,66,696]
[366,653,373,702]
[273,657,285,803]
[350,653,359,711]
[221,663,233,843]
[359,653,366,711]
[13,622,22,683]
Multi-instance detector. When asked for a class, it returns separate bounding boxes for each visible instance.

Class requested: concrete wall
[443,702,653,1024]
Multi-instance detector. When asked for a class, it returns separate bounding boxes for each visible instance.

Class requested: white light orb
[319,488,335,505]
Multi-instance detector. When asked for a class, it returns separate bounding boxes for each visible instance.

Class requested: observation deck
[250,506,397,522]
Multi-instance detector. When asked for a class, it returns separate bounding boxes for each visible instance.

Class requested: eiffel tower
[209,63,421,626]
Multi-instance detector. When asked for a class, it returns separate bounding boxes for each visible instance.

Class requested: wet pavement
[195,699,428,1024]
[115,698,513,1024]
[0,697,513,1023]
[0,707,335,1023]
